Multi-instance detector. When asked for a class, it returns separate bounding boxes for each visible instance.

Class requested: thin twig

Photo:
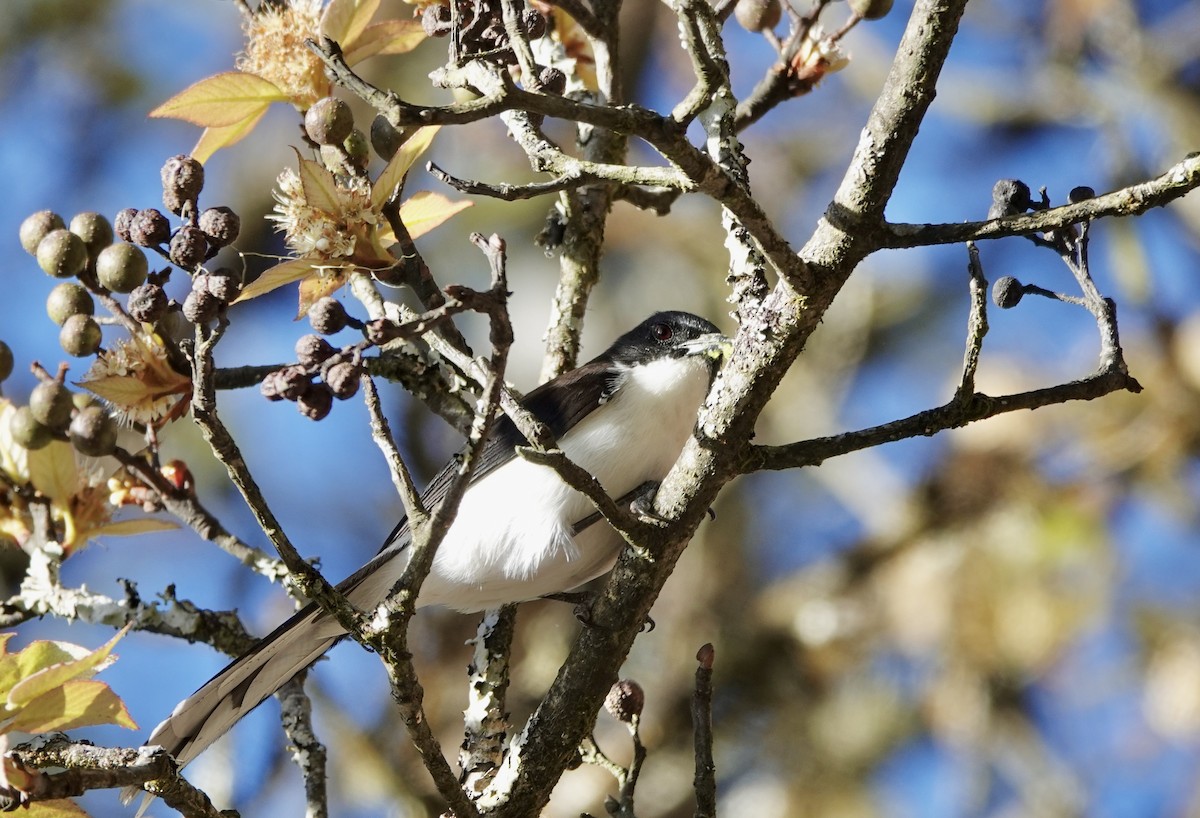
[692,644,716,818]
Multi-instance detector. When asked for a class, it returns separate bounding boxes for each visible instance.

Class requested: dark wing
[378,359,617,553]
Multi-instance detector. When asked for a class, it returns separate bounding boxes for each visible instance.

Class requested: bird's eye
[651,323,674,342]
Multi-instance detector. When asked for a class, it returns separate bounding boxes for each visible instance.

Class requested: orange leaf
[191,107,269,163]
[371,126,440,211]
[297,269,350,317]
[343,19,427,64]
[321,0,380,50]
[232,259,327,304]
[8,679,137,733]
[150,72,287,127]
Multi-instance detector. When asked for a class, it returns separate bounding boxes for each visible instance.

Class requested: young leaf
[297,270,351,318]
[150,72,288,127]
[0,642,88,703]
[232,259,327,304]
[295,150,343,215]
[26,441,79,504]
[7,627,129,710]
[7,679,137,733]
[371,126,440,211]
[321,0,380,51]
[343,19,427,64]
[191,107,269,164]
[398,191,473,240]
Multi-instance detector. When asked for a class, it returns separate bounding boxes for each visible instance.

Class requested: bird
[144,310,728,772]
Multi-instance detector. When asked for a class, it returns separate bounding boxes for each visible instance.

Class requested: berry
[20,210,66,256]
[69,212,114,259]
[342,128,370,170]
[538,66,566,95]
[261,366,311,402]
[521,8,547,39]
[370,115,405,161]
[199,269,241,304]
[113,207,138,242]
[37,229,88,278]
[735,0,781,32]
[161,154,205,206]
[988,179,1033,220]
[297,382,333,420]
[169,225,209,269]
[604,679,645,723]
[304,97,354,146]
[324,361,361,400]
[198,207,241,248]
[96,242,149,293]
[182,289,220,325]
[29,381,74,432]
[46,282,95,326]
[69,405,119,457]
[295,334,335,367]
[308,297,349,335]
[992,275,1024,309]
[60,314,103,357]
[1068,185,1096,203]
[9,406,52,451]
[127,283,169,323]
[130,209,171,247]
[849,0,893,19]
[0,341,12,382]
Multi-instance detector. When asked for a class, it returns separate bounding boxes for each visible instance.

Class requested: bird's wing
[145,359,617,772]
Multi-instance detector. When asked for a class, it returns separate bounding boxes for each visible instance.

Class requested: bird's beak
[679,331,733,362]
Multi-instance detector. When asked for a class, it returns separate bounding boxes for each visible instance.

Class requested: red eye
[651,323,673,342]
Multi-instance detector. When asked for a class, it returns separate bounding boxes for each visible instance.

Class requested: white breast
[415,354,712,612]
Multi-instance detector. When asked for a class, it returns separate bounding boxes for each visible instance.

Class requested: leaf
[149,72,288,127]
[371,125,440,211]
[26,442,78,504]
[191,107,269,163]
[7,679,137,733]
[399,191,473,239]
[7,628,128,710]
[80,375,152,407]
[295,150,343,215]
[0,642,87,703]
[232,258,326,304]
[321,0,379,50]
[343,19,426,64]
[86,518,179,538]
[296,269,349,317]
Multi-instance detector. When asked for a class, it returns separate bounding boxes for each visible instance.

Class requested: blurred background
[1,0,1200,816]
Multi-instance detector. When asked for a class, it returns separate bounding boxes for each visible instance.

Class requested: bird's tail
[147,601,347,770]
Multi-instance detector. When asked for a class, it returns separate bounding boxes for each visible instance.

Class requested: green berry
[305,97,354,146]
[37,229,89,278]
[46,282,95,326]
[0,341,12,383]
[9,406,53,450]
[69,405,118,457]
[60,314,103,357]
[69,211,115,259]
[95,242,148,293]
[849,0,893,19]
[29,381,74,432]
[20,210,66,256]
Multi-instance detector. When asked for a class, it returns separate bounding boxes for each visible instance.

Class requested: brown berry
[198,207,241,248]
[0,341,12,383]
[992,276,1024,309]
[298,382,333,420]
[161,154,205,207]
[37,229,88,278]
[295,334,335,367]
[127,283,169,323]
[20,210,66,256]
[113,207,138,242]
[201,270,241,303]
[308,297,349,335]
[182,289,219,324]
[604,679,645,723]
[325,361,361,400]
[96,242,149,293]
[169,226,208,269]
[46,282,95,326]
[370,114,405,161]
[130,209,171,247]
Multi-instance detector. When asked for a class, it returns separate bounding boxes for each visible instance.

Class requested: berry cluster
[4,364,118,457]
[260,297,367,421]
